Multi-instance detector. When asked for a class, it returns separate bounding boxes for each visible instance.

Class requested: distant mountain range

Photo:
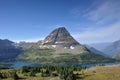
[0,27,116,63]
[85,45,108,57]
[89,42,111,51]
[102,40,120,59]
[114,52,120,60]
[0,39,22,61]
[89,40,120,60]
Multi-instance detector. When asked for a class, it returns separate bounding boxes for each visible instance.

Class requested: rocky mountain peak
[43,27,80,46]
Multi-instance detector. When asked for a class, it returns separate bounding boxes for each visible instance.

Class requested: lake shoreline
[6,61,119,68]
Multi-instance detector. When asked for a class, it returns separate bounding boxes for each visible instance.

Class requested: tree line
[20,65,86,80]
[0,65,86,80]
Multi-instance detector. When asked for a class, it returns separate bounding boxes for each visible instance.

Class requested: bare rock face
[39,27,89,54]
[43,27,80,47]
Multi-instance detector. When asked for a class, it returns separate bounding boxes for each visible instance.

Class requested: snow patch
[39,45,42,48]
[43,45,47,48]
[55,41,64,44]
[39,45,49,49]
[41,42,44,45]
[52,45,56,48]
[55,42,58,44]
[70,46,74,49]
[45,40,49,43]
[46,47,49,48]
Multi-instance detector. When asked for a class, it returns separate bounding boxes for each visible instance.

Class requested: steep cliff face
[43,27,80,46]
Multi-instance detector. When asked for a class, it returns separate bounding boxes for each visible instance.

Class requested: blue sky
[0,0,120,44]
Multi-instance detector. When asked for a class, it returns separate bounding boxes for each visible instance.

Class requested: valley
[0,27,119,80]
[0,0,120,80]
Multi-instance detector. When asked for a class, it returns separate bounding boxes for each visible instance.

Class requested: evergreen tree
[12,72,19,80]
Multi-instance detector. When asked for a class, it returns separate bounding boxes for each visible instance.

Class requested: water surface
[9,61,118,68]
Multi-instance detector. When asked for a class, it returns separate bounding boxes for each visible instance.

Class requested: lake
[8,61,119,68]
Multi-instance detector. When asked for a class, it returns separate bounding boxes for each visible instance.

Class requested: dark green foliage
[59,67,76,80]
[0,71,19,80]
[19,65,80,80]
[52,54,79,63]
[29,71,36,77]
[16,46,115,64]
[16,49,54,63]
[51,72,58,77]
[21,66,31,73]
[41,69,50,77]
[12,72,19,80]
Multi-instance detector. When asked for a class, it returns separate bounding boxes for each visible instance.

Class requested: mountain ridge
[0,39,23,61]
[102,40,120,57]
[43,27,80,46]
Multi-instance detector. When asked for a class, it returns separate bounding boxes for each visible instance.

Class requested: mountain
[85,45,108,57]
[113,52,120,60]
[89,42,111,51]
[0,39,23,61]
[39,27,88,54]
[16,27,114,63]
[0,39,14,48]
[43,27,79,46]
[16,41,35,49]
[102,40,120,57]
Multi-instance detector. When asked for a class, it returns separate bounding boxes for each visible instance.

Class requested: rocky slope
[43,27,79,46]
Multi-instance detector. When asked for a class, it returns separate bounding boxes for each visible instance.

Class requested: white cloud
[72,22,120,44]
[12,37,44,43]
[70,0,120,44]
[84,0,120,25]
[71,0,120,25]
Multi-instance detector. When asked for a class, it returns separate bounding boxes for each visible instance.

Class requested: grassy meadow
[84,65,120,80]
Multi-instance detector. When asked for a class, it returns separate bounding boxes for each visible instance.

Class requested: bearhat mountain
[43,27,79,46]
[39,27,89,54]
